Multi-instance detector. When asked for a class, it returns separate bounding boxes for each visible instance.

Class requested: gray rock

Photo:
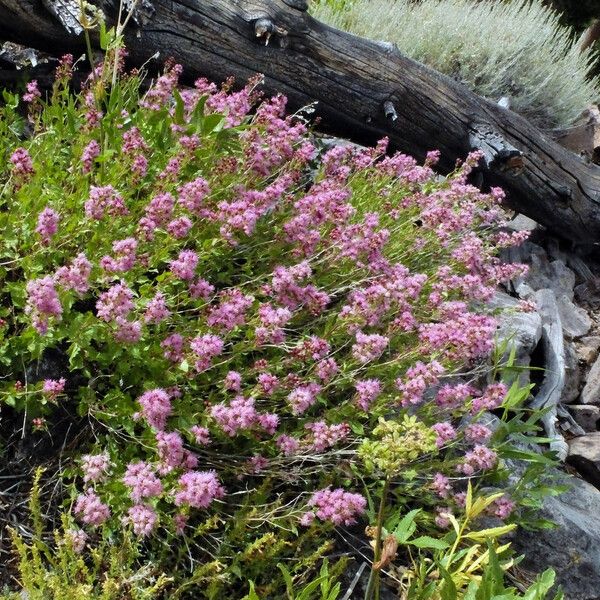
[577,336,600,366]
[556,294,592,340]
[519,248,577,301]
[563,342,582,404]
[569,405,600,433]
[549,261,576,302]
[506,214,539,232]
[582,356,600,405]
[568,433,600,468]
[496,307,543,358]
[513,472,600,600]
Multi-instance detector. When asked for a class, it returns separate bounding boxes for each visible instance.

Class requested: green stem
[83,28,96,82]
[365,477,390,600]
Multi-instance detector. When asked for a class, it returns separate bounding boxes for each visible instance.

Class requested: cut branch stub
[41,0,83,35]
[469,124,524,174]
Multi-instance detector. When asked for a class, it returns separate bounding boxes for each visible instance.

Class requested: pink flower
[10,148,34,179]
[173,470,225,508]
[491,495,515,520]
[436,384,474,409]
[472,383,508,413]
[258,373,279,396]
[137,388,172,430]
[207,289,254,331]
[64,529,87,553]
[351,331,388,364]
[55,253,92,295]
[36,207,59,244]
[287,383,321,415]
[81,452,110,483]
[85,185,127,220]
[113,317,142,344]
[276,435,300,456]
[23,80,41,102]
[178,177,211,216]
[211,395,257,436]
[81,139,100,173]
[100,238,137,273]
[304,487,366,526]
[305,421,349,452]
[190,333,224,372]
[315,358,339,383]
[431,473,451,498]
[96,283,135,322]
[432,422,457,448]
[167,216,193,239]
[144,292,170,324]
[458,444,498,474]
[189,278,215,300]
[156,430,186,468]
[74,489,110,526]
[170,249,198,280]
[123,461,163,502]
[224,371,242,392]
[162,333,184,362]
[145,192,175,226]
[26,276,62,333]
[173,513,188,535]
[257,412,279,434]
[464,423,492,443]
[435,507,453,529]
[124,504,158,537]
[190,425,211,445]
[354,379,382,410]
[42,377,66,399]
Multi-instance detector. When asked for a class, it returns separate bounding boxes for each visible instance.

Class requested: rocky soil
[497,215,600,599]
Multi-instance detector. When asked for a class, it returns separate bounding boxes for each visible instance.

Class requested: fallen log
[1,0,600,243]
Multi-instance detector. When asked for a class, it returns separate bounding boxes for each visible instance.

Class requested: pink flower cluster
[36,207,59,245]
[173,470,225,508]
[42,377,65,399]
[85,185,127,220]
[74,489,110,526]
[305,421,349,452]
[81,452,110,483]
[122,461,163,501]
[301,487,367,526]
[26,276,62,333]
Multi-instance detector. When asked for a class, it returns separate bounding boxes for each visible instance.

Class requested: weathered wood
[530,289,569,461]
[1,0,600,243]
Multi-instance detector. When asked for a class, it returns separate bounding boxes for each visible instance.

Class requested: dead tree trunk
[1,0,600,244]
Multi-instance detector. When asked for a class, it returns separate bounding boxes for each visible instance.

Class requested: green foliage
[0,11,569,599]
[311,0,600,128]
[359,415,438,474]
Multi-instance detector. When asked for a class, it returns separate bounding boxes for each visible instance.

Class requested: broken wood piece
[530,289,569,461]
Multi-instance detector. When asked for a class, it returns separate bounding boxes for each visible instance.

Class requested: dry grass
[312,0,600,128]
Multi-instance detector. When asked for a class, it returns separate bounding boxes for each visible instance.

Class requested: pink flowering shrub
[0,58,545,596]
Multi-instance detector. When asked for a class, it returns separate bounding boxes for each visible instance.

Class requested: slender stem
[83,28,96,82]
[365,477,390,600]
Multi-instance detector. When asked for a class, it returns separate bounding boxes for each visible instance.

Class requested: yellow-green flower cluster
[358,415,437,474]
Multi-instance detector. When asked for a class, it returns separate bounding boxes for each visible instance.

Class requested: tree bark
[1,0,600,244]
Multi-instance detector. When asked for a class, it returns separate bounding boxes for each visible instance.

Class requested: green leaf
[392,508,420,544]
[277,563,295,600]
[438,564,457,600]
[409,536,449,550]
[243,581,261,600]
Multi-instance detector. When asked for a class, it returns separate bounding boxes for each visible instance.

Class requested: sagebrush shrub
[0,51,547,597]
[312,0,600,129]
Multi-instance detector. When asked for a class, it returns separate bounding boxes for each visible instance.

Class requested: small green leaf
[409,536,449,550]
